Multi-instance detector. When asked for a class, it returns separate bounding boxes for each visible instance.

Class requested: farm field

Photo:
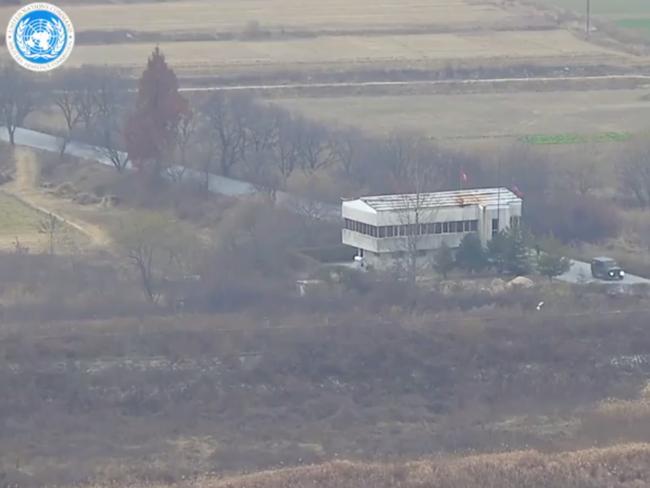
[0,0,524,34]
[28,30,628,76]
[533,0,650,38]
[0,191,82,253]
[533,0,650,18]
[272,88,650,143]
[0,0,636,77]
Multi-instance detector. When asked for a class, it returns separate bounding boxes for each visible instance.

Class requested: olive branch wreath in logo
[15,17,66,61]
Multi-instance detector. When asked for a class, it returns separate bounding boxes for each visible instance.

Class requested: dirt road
[4,147,113,250]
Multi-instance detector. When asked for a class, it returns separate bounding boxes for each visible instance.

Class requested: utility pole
[586,0,591,39]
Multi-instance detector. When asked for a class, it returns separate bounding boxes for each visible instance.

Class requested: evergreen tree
[433,242,454,279]
[125,47,189,177]
[487,231,508,274]
[507,224,532,276]
[537,252,572,281]
[488,225,532,276]
[456,233,487,273]
[537,238,572,281]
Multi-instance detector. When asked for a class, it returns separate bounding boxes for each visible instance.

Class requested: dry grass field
[164,444,650,488]
[0,0,634,77]
[45,29,624,75]
[0,191,88,254]
[0,0,524,34]
[273,88,650,142]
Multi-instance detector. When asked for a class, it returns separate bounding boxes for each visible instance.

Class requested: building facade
[342,188,523,269]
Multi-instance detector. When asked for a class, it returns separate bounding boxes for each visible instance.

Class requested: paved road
[0,127,339,221]
[177,74,650,93]
[557,259,650,286]
[4,126,650,285]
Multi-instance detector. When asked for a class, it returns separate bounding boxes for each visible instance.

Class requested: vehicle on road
[591,257,625,281]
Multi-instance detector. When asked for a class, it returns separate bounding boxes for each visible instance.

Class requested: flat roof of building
[344,187,521,213]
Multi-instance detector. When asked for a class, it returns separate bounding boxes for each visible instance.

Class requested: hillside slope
[204,444,650,488]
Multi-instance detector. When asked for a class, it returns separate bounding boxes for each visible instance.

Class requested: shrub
[527,193,621,244]
[455,233,487,273]
[488,225,531,276]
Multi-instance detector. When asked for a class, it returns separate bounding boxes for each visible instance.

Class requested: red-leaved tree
[125,47,189,178]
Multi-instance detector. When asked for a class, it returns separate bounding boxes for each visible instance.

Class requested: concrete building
[342,188,522,269]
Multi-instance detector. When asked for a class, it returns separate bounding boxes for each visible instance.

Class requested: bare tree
[244,105,278,153]
[93,71,130,172]
[115,212,190,303]
[271,111,301,182]
[619,142,650,207]
[166,109,196,182]
[295,119,335,173]
[383,132,420,187]
[332,128,368,179]
[0,66,34,146]
[51,69,100,157]
[201,93,249,177]
[241,148,280,202]
[394,137,439,283]
[37,213,63,255]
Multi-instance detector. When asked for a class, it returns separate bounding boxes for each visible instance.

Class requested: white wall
[342,200,523,256]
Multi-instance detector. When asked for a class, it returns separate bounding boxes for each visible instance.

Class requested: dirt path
[4,147,114,250]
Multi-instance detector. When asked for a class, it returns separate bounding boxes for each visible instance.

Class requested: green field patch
[537,0,650,17]
[616,18,650,37]
[521,132,632,145]
[0,192,49,236]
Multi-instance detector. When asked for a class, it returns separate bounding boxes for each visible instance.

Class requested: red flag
[460,170,468,184]
[512,185,523,198]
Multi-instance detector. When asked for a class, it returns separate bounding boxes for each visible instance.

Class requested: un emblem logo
[5,3,74,72]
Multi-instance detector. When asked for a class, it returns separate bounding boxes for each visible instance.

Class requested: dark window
[399,225,406,236]
[378,227,386,238]
[463,221,471,232]
[492,218,499,236]
[435,222,442,234]
[510,215,520,228]
[470,220,478,232]
[443,222,449,233]
[419,224,427,235]
[449,222,457,233]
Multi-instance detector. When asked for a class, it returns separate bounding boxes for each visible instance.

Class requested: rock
[507,276,535,289]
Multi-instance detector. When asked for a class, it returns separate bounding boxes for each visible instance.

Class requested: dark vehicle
[591,257,625,281]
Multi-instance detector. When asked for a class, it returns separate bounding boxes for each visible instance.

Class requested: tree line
[0,47,645,247]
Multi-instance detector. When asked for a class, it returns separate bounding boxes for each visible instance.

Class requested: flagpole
[497,160,501,234]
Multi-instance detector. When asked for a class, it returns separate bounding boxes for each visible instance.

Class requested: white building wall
[341,191,523,270]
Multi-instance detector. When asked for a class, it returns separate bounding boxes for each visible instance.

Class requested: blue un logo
[6,3,75,72]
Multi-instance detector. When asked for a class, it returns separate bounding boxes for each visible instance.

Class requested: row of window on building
[344,218,479,238]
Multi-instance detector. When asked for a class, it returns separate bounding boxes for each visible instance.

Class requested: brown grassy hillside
[79,444,650,488]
